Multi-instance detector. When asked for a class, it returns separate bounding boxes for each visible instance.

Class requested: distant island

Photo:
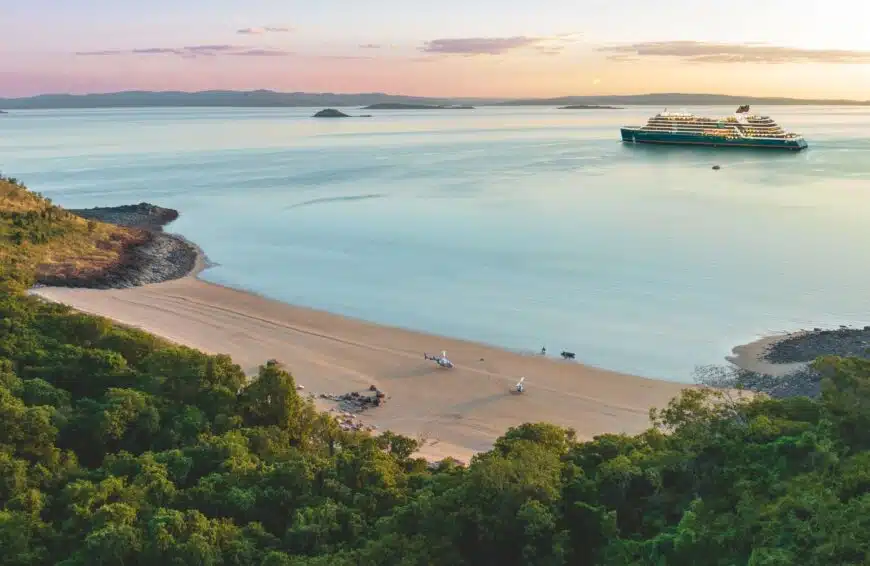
[0,90,868,109]
[559,105,622,110]
[312,108,350,118]
[363,103,474,110]
[312,108,374,118]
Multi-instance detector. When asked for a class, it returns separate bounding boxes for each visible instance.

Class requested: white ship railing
[658,110,693,117]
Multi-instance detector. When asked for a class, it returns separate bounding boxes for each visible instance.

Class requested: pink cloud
[76,45,290,58]
[237,26,292,35]
[421,36,544,55]
[231,49,294,57]
[598,41,870,64]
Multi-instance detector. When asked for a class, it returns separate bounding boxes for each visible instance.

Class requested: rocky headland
[35,203,200,289]
[70,202,179,229]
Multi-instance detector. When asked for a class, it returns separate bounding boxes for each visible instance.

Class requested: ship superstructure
[620,105,808,150]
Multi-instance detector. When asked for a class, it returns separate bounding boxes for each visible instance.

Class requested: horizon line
[1,89,869,103]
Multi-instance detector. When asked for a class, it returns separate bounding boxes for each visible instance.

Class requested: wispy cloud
[231,49,293,57]
[598,41,870,64]
[76,45,290,58]
[76,49,125,56]
[236,26,292,35]
[131,47,182,55]
[535,46,564,56]
[418,33,581,57]
[409,56,441,63]
[420,36,545,56]
[319,54,375,60]
[603,53,639,63]
[186,45,236,52]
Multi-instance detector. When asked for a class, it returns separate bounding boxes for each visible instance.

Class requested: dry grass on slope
[0,176,147,281]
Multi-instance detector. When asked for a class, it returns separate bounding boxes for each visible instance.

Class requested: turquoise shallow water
[3,105,870,382]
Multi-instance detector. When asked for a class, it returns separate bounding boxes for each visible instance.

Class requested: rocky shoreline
[71,202,180,230]
[721,326,870,399]
[764,326,870,363]
[732,366,823,399]
[36,203,200,289]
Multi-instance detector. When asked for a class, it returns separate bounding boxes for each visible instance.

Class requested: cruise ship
[620,105,808,150]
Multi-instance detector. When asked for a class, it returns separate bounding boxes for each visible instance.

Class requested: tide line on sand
[30,265,690,461]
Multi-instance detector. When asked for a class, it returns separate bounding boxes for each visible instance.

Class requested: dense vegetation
[2,174,870,564]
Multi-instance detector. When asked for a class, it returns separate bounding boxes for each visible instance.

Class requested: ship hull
[620,128,808,151]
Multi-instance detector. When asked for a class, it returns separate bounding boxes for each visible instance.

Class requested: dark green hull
[620,128,808,151]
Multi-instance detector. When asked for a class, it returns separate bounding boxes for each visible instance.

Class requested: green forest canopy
[2,173,870,565]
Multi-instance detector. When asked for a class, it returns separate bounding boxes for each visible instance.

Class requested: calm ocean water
[3,105,870,381]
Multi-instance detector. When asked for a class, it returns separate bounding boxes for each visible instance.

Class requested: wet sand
[727,333,811,377]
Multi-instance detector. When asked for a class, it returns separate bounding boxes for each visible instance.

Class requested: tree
[238,361,314,440]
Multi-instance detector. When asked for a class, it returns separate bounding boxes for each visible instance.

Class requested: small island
[559,105,622,110]
[312,108,350,118]
[362,103,474,110]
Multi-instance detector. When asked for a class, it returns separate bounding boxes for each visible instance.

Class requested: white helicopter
[424,350,454,369]
[512,377,525,394]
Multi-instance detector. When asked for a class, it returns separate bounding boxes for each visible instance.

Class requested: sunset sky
[3,0,870,98]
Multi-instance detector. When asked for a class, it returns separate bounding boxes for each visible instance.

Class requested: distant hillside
[559,105,622,110]
[363,103,474,110]
[495,93,870,106]
[0,90,490,110]
[0,90,867,109]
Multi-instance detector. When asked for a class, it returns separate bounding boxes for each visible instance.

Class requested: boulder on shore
[313,108,350,118]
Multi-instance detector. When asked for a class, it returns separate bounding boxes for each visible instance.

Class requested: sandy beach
[31,274,688,462]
